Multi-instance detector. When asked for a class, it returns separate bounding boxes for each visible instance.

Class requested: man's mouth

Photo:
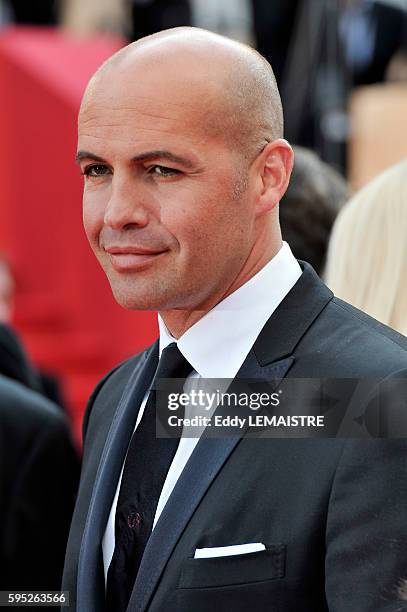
[104,246,168,271]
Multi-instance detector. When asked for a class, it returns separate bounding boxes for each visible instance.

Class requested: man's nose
[103,175,149,229]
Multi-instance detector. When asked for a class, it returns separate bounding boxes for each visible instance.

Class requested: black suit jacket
[353,1,407,85]
[0,323,40,391]
[0,375,79,592]
[63,263,407,611]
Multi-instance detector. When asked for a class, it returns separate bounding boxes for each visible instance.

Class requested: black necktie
[106,343,193,612]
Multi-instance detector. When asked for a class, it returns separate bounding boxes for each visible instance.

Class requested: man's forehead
[78,76,226,151]
[79,97,186,128]
[78,99,212,148]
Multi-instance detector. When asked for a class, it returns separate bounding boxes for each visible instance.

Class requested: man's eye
[148,165,180,177]
[83,164,110,177]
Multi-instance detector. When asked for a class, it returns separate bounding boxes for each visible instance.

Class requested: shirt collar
[158,241,302,378]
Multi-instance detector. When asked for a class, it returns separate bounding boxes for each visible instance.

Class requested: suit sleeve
[325,438,407,610]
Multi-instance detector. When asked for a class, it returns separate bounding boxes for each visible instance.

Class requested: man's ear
[254,139,294,216]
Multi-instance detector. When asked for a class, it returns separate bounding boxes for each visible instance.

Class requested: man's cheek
[82,209,95,243]
[83,199,104,241]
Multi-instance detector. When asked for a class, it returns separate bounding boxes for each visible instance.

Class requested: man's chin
[111,290,162,311]
[109,281,177,311]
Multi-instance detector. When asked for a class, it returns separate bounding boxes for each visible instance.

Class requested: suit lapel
[253,261,333,365]
[77,341,159,612]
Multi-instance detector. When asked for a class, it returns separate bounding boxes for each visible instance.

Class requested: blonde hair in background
[325,159,407,336]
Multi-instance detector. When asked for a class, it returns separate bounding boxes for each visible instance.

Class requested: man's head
[78,27,293,316]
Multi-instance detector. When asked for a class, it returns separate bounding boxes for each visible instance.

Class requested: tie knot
[155,342,193,381]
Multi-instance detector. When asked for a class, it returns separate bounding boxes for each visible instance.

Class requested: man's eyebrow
[75,149,196,169]
[131,151,195,169]
[75,151,106,164]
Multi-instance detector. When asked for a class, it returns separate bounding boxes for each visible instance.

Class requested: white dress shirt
[102,241,302,580]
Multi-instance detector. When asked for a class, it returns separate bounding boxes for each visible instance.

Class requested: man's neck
[159,237,283,339]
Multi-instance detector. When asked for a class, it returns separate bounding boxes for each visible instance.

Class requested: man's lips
[104,246,168,271]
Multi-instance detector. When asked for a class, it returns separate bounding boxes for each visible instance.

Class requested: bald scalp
[81,27,283,166]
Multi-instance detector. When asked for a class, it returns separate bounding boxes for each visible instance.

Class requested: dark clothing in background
[0,323,40,391]
[348,1,407,85]
[0,374,79,591]
[38,369,67,409]
[131,0,192,41]
[0,323,66,410]
[251,0,300,84]
[5,0,57,25]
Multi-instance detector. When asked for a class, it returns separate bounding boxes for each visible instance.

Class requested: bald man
[63,28,407,612]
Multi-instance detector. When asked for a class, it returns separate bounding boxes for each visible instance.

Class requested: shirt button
[127,512,142,529]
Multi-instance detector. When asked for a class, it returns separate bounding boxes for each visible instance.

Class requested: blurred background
[0,0,406,444]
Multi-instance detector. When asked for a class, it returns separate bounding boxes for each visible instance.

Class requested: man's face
[78,64,256,312]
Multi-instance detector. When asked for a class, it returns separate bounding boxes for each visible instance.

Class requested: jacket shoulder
[295,296,407,378]
[331,297,407,353]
